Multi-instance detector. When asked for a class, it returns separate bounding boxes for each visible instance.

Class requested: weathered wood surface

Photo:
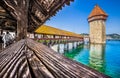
[0,38,110,78]
[0,0,74,33]
[37,38,83,41]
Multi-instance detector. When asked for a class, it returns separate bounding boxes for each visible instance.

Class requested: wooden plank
[0,39,110,78]
[26,39,110,78]
[25,49,54,78]
[0,0,74,32]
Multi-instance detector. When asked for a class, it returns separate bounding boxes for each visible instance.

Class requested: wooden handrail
[0,38,110,78]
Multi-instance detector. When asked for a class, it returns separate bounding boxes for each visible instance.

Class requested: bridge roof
[0,0,74,32]
[88,5,108,19]
[35,25,82,38]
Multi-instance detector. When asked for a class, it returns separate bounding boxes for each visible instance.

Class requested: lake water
[51,41,120,78]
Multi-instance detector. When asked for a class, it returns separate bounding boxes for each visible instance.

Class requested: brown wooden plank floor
[0,39,110,78]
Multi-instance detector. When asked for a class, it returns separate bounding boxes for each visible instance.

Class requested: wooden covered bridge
[34,25,83,46]
[0,0,110,78]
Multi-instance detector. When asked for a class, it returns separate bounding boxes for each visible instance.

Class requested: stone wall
[89,20,106,44]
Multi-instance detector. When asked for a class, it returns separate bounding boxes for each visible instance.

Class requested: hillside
[81,33,120,40]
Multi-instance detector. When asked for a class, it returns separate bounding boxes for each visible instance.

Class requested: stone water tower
[88,5,108,44]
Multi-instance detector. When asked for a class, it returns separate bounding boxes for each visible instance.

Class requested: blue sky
[45,0,120,34]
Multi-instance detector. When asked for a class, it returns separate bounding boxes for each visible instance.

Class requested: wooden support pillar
[76,41,79,46]
[77,41,80,46]
[61,36,64,43]
[64,43,67,51]
[17,19,27,40]
[0,1,30,41]
[0,29,3,35]
[53,35,55,39]
[57,43,60,53]
[64,42,69,51]
[15,0,30,41]
[74,42,76,48]
[42,34,46,45]
[72,42,75,49]
[43,34,45,38]
[67,43,69,50]
[33,33,36,39]
[53,35,55,44]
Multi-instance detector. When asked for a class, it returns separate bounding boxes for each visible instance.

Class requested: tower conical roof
[88,5,108,18]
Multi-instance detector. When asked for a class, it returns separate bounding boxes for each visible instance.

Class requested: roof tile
[35,25,82,38]
[88,5,108,18]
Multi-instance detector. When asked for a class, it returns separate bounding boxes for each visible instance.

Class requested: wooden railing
[0,38,110,78]
[38,38,83,41]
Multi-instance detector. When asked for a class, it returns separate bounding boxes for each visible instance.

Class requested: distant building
[106,36,112,40]
[88,5,108,44]
[81,34,89,44]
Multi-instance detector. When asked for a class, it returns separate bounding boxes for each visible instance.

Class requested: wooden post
[16,0,30,40]
[57,43,60,53]
[1,0,30,41]
[17,18,28,40]
[72,42,74,49]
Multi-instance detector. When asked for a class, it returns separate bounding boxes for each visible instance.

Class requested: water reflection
[51,42,79,54]
[51,43,106,72]
[89,44,106,72]
[51,41,120,77]
[64,44,84,59]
